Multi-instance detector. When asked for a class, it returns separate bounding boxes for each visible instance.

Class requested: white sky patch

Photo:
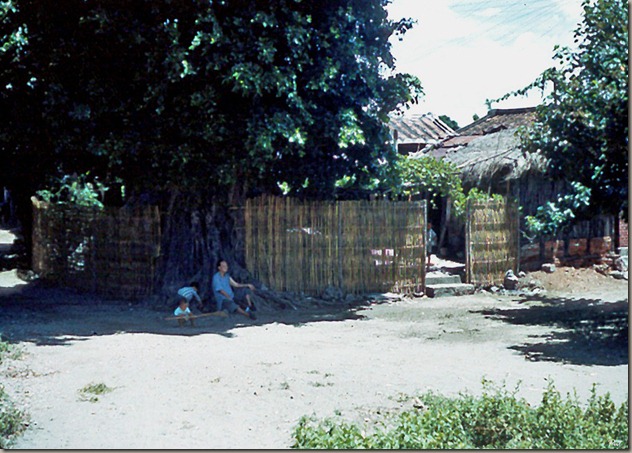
[388,0,584,127]
[553,0,585,23]
[476,7,502,17]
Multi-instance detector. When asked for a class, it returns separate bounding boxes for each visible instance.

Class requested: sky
[386,0,585,127]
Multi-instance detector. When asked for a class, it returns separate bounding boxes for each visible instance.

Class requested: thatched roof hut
[410,107,618,260]
[410,107,547,192]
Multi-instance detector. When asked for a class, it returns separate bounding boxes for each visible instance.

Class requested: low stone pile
[476,269,544,296]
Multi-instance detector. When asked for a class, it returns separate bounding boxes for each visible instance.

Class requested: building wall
[619,217,628,249]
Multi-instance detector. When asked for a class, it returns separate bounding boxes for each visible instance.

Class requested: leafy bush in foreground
[0,338,28,448]
[0,337,23,365]
[292,380,628,449]
[0,385,27,448]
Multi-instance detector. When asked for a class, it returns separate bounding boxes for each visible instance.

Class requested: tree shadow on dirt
[0,280,369,347]
[473,295,628,366]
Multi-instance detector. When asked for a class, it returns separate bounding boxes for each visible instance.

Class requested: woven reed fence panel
[465,198,519,285]
[245,195,426,295]
[32,197,161,299]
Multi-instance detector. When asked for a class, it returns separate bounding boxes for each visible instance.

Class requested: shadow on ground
[0,278,370,347]
[473,295,629,366]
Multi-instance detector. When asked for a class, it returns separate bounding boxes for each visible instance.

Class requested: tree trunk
[154,190,250,305]
[152,189,363,311]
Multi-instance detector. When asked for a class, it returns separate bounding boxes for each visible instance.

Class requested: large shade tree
[0,0,422,294]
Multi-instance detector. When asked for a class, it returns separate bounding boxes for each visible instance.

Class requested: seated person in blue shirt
[212,259,257,320]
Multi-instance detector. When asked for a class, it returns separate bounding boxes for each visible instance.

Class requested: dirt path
[0,270,627,449]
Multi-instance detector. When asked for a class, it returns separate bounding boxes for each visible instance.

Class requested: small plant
[0,385,28,448]
[37,172,109,209]
[452,187,505,219]
[309,381,334,388]
[78,382,114,403]
[291,379,628,449]
[0,337,23,364]
[0,339,9,356]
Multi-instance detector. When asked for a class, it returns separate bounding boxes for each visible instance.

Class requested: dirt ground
[0,228,628,449]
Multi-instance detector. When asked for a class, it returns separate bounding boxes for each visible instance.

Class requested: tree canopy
[0,0,422,206]
[494,0,628,226]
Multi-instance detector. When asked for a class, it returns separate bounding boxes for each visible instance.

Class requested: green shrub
[78,382,114,402]
[36,172,108,209]
[0,385,27,448]
[291,379,628,449]
[0,338,28,447]
[0,337,23,364]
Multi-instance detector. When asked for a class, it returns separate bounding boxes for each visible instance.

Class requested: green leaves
[291,379,629,449]
[500,0,628,221]
[36,173,109,209]
[0,0,421,203]
[525,181,592,236]
[385,155,506,219]
[391,155,462,199]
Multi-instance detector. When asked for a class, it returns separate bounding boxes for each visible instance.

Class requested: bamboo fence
[32,197,161,299]
[465,197,520,285]
[244,195,426,295]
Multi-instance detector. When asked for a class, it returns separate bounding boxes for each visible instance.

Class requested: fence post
[337,202,343,291]
[422,200,427,291]
[513,198,520,273]
[465,199,471,284]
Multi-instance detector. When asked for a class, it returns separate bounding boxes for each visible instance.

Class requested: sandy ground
[0,229,628,449]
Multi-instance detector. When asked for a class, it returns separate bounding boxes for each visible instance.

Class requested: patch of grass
[0,337,23,364]
[309,381,334,388]
[393,392,412,403]
[292,379,628,449]
[0,337,28,447]
[78,382,114,403]
[0,385,28,448]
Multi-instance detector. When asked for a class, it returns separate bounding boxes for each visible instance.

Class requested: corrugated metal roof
[389,113,456,146]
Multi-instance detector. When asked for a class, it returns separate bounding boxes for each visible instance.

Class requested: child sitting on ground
[174,299,195,327]
[177,282,204,312]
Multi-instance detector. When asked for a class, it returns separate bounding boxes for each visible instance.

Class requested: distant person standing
[0,186,14,226]
[427,222,437,265]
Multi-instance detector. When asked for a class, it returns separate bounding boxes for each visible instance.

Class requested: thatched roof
[456,107,537,135]
[444,129,547,186]
[409,107,547,187]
